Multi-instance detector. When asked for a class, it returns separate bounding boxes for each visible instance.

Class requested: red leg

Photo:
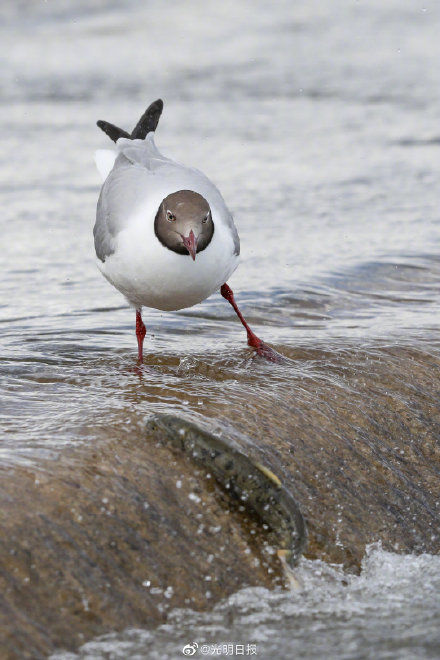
[135,309,146,362]
[220,283,283,362]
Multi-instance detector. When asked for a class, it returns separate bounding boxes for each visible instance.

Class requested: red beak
[182,229,198,261]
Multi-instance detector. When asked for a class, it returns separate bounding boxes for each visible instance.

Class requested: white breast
[100,199,239,311]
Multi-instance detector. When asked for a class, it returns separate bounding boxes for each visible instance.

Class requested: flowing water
[1,1,440,658]
[52,544,440,660]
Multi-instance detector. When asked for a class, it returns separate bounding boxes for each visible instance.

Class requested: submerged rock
[1,343,439,658]
[0,426,295,659]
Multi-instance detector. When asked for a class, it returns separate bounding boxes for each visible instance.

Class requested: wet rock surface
[236,343,440,568]
[0,431,285,659]
[1,343,439,658]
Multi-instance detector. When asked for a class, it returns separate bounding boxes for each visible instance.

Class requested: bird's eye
[166,210,176,222]
[202,213,209,224]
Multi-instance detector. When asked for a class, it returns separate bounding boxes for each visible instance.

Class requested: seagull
[94,99,279,362]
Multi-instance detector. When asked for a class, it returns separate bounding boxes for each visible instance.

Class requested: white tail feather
[94,149,117,181]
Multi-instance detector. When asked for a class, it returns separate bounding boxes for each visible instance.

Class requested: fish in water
[146,413,307,566]
[93,100,280,362]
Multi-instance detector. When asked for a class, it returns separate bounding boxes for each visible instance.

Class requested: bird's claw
[248,336,285,363]
[256,341,285,363]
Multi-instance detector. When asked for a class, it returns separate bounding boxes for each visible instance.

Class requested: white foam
[51,544,440,659]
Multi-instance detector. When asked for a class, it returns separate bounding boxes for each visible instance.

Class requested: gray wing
[93,155,149,262]
[229,215,240,256]
[94,99,164,261]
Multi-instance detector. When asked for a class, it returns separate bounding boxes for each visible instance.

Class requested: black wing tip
[96,99,165,143]
[96,120,130,143]
[130,98,164,139]
[141,98,163,114]
[152,98,164,111]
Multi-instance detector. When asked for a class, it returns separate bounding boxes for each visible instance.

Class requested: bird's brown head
[154,190,214,260]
